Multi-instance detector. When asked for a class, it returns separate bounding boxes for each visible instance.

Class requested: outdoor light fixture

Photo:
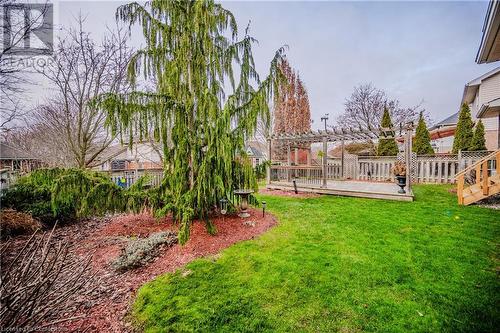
[262,201,266,217]
[219,198,228,215]
[320,114,329,131]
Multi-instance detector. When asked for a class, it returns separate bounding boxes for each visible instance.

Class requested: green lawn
[131,185,499,332]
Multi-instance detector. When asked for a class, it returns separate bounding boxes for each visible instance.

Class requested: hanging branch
[92,0,286,244]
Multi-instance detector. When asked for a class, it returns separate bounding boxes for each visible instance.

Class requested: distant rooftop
[0,142,37,160]
[430,112,459,130]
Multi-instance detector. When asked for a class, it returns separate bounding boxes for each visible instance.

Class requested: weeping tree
[92,1,285,244]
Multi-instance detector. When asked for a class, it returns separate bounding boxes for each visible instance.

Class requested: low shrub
[0,209,42,239]
[112,231,177,271]
[254,161,270,180]
[1,182,73,225]
[2,168,162,226]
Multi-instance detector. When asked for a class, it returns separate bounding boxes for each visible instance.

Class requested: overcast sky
[38,0,499,129]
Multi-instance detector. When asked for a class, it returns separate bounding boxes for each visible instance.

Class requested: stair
[456,150,500,205]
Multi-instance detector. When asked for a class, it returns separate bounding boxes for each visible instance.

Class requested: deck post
[322,136,327,187]
[306,149,311,166]
[405,124,413,193]
[294,147,299,165]
[266,138,271,185]
[287,144,291,181]
[341,138,345,179]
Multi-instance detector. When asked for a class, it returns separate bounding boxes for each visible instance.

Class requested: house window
[255,158,260,166]
[111,160,126,170]
[12,160,21,170]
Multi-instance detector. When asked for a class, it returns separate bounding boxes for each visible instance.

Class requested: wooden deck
[267,180,414,202]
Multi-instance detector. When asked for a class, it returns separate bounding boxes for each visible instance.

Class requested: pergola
[266,124,414,200]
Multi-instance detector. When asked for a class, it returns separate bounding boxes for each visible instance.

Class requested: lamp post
[320,114,329,131]
[262,201,266,217]
[220,198,228,222]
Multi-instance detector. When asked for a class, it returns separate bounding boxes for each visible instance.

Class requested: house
[245,141,267,167]
[461,66,500,150]
[430,65,500,153]
[93,142,163,172]
[476,0,500,64]
[0,142,44,173]
[431,0,500,153]
[429,112,458,154]
[472,0,500,149]
[92,142,164,188]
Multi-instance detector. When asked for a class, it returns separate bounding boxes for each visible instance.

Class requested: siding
[478,72,500,106]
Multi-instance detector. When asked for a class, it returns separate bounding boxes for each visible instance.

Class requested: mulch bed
[2,209,277,332]
[259,188,321,198]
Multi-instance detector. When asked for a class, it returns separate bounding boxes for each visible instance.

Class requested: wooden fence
[270,151,491,185]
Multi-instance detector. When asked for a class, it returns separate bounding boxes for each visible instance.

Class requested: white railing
[358,156,396,182]
[109,169,164,188]
[270,151,491,185]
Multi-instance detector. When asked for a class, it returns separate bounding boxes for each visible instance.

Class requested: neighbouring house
[432,1,500,153]
[93,142,163,172]
[429,112,458,154]
[476,0,500,64]
[461,66,500,150]
[429,67,500,153]
[92,142,164,187]
[245,141,268,167]
[473,0,500,149]
[0,142,44,173]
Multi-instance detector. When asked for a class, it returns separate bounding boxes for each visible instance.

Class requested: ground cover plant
[113,231,178,271]
[132,185,499,332]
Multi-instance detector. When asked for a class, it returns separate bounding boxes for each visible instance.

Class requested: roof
[246,145,265,158]
[92,144,128,166]
[476,0,500,64]
[477,97,500,118]
[0,142,36,160]
[430,112,459,130]
[461,66,500,105]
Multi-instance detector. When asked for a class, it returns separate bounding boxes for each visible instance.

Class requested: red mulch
[259,188,321,198]
[3,209,277,332]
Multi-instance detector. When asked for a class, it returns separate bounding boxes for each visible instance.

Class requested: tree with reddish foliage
[273,60,311,160]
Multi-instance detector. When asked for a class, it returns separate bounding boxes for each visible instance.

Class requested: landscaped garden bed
[1,209,277,332]
[259,188,321,198]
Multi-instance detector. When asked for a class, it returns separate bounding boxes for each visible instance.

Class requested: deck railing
[108,169,164,188]
[270,151,491,185]
[270,165,323,186]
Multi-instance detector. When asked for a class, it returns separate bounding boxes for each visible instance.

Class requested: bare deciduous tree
[37,16,132,168]
[337,83,428,134]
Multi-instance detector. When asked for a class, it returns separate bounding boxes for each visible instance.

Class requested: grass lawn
[131,185,499,332]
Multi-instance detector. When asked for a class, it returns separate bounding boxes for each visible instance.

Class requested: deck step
[456,149,500,205]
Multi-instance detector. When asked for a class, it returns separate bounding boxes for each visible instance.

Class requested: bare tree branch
[337,83,429,134]
[34,15,133,168]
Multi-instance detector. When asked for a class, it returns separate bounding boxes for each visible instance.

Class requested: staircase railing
[455,149,499,205]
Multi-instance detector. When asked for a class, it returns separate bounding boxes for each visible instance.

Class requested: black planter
[396,175,406,194]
